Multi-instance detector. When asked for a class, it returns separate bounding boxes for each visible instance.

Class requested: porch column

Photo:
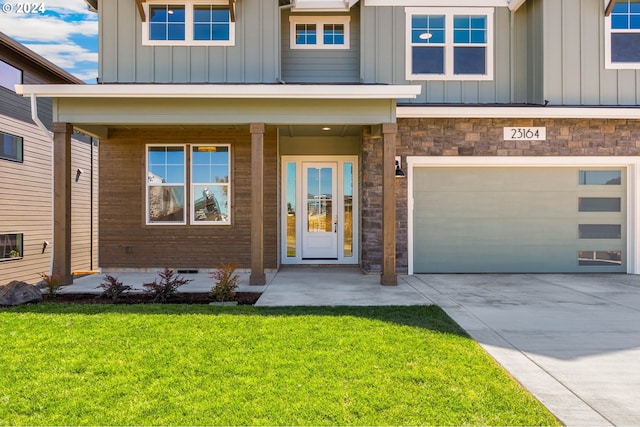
[249,123,266,285]
[52,122,73,285]
[381,123,397,286]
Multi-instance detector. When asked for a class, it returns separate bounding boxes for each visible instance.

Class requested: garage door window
[578,198,621,212]
[579,170,622,185]
[578,224,622,239]
[578,251,622,266]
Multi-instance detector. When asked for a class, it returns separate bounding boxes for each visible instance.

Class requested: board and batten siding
[359,6,514,104]
[99,0,279,83]
[543,0,640,105]
[280,6,361,83]
[98,127,277,270]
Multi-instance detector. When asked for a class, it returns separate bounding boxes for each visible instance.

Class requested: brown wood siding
[71,138,98,273]
[99,127,277,270]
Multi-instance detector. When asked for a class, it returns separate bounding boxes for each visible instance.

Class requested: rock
[0,281,42,306]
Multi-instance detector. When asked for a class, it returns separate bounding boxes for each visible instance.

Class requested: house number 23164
[503,127,546,141]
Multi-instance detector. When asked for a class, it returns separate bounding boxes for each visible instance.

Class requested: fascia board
[16,84,422,100]
[397,106,640,119]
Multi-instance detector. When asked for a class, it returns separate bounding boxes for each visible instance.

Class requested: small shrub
[40,272,61,296]
[97,274,132,301]
[210,262,239,302]
[143,268,192,303]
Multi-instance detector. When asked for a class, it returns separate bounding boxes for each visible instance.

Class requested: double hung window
[146,144,230,225]
[606,0,640,68]
[143,1,234,46]
[406,7,493,80]
[290,16,350,49]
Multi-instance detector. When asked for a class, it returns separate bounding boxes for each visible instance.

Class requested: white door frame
[281,155,359,264]
[407,156,640,275]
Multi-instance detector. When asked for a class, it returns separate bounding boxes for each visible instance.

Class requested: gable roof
[0,31,84,84]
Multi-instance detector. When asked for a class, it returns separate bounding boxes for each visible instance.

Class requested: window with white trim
[605,0,640,68]
[146,144,231,225]
[405,7,493,80]
[147,145,186,224]
[143,1,235,46]
[191,145,230,225]
[289,16,350,49]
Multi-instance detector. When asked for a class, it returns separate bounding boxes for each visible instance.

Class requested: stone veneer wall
[361,118,640,274]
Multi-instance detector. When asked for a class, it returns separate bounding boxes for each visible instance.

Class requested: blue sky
[0,0,99,83]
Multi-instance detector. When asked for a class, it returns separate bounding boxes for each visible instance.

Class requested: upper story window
[289,16,351,49]
[405,7,494,81]
[1,131,23,162]
[0,59,23,91]
[605,0,640,68]
[143,1,235,46]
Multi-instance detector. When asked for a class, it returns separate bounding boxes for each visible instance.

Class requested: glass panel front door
[302,163,338,259]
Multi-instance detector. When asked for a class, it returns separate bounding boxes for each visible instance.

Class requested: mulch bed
[41,292,262,305]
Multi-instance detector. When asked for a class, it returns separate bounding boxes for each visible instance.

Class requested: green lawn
[0,304,559,426]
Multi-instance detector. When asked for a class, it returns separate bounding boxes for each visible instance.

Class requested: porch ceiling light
[322,127,332,131]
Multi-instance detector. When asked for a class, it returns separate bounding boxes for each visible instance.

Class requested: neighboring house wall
[543,0,640,105]
[0,36,98,285]
[280,5,360,83]
[99,0,280,83]
[98,127,277,270]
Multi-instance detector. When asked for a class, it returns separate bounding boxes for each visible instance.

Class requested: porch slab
[255,266,433,306]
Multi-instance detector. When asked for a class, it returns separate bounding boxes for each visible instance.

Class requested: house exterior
[16,0,640,284]
[0,32,98,285]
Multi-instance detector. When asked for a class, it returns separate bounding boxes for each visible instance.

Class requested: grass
[0,304,559,426]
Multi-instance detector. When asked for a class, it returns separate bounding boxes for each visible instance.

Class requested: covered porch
[17,83,420,286]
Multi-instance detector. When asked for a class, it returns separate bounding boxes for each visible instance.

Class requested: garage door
[413,167,626,273]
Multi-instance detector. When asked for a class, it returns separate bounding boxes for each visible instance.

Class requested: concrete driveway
[402,274,640,426]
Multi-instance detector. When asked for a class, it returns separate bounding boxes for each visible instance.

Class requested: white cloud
[23,43,98,69]
[0,15,97,42]
[0,0,99,83]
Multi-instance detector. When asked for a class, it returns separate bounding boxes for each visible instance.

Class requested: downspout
[30,93,55,275]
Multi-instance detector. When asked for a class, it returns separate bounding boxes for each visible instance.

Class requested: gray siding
[99,0,279,83]
[280,6,360,83]
[542,0,640,105]
[513,0,544,104]
[360,6,514,104]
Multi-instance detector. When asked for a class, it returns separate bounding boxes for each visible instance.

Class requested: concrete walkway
[405,274,640,427]
[66,269,640,425]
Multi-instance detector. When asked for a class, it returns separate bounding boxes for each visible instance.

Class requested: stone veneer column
[381,123,397,286]
[52,122,73,285]
[249,123,266,285]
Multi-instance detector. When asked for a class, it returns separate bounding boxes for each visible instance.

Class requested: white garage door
[413,167,626,273]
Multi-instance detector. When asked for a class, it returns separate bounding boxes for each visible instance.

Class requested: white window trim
[405,7,494,81]
[146,144,187,226]
[190,143,231,226]
[604,0,640,69]
[289,16,351,50]
[142,0,235,46]
[406,156,640,275]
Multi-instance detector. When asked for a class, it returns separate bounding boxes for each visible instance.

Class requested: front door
[302,163,338,259]
[281,156,358,264]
